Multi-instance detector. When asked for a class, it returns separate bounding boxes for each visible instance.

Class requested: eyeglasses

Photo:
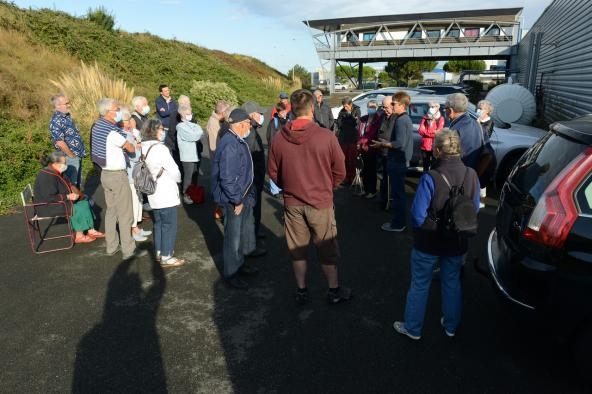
[59,102,71,106]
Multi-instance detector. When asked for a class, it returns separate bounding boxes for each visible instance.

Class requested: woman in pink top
[418,100,445,172]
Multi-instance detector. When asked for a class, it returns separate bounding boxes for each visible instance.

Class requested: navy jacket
[449,113,482,169]
[211,130,255,207]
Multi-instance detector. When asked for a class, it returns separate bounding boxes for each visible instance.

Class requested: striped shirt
[91,117,127,168]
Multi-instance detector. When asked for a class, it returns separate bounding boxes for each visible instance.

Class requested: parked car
[334,82,347,91]
[420,84,469,96]
[331,87,434,118]
[405,95,546,186]
[486,114,592,380]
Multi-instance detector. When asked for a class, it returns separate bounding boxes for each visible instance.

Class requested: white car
[331,87,435,118]
[404,96,546,187]
[334,82,347,91]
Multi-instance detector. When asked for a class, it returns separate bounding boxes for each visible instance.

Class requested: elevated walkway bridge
[304,8,523,93]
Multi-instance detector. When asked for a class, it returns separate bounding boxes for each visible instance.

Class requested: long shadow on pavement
[71,257,167,393]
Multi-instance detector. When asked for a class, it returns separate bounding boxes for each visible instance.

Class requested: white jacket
[141,140,181,209]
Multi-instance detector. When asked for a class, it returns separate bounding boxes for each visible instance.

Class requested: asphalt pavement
[1,156,590,393]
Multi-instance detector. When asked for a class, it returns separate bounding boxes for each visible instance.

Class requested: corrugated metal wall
[517,0,592,123]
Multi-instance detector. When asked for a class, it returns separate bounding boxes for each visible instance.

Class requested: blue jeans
[269,179,282,196]
[403,249,463,337]
[222,203,255,279]
[64,156,82,188]
[388,160,407,228]
[153,206,178,258]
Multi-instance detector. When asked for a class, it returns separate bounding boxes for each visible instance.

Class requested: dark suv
[487,115,592,378]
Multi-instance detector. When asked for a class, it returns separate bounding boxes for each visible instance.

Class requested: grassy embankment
[0,1,298,213]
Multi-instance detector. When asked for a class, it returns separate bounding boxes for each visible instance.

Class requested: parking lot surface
[1,160,589,393]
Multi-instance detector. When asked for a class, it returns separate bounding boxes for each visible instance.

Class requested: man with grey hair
[206,100,230,157]
[91,98,146,259]
[445,93,482,169]
[312,89,334,130]
[49,93,85,187]
[131,96,150,131]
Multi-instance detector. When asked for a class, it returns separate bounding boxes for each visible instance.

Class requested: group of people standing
[42,86,208,267]
[330,91,494,339]
[40,84,496,337]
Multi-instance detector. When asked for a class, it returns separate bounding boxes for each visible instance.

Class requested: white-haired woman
[418,101,445,172]
[476,100,494,137]
[476,100,494,208]
[141,119,185,268]
[393,128,480,340]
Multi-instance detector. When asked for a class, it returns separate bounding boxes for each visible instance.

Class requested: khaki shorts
[284,205,340,265]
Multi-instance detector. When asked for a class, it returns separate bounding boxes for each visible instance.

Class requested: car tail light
[522,147,592,248]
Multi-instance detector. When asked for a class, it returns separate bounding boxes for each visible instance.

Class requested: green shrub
[0,114,53,213]
[189,80,238,122]
[86,6,115,31]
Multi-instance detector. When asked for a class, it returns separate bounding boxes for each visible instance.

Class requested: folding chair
[21,184,74,254]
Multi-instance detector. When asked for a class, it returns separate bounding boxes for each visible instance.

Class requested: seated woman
[34,151,104,243]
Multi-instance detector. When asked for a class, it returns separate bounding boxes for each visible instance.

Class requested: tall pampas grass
[49,61,134,131]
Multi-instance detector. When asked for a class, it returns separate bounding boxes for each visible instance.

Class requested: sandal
[160,257,185,268]
[75,234,96,244]
[87,230,105,238]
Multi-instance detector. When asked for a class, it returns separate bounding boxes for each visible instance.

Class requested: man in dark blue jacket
[445,93,482,169]
[211,108,258,289]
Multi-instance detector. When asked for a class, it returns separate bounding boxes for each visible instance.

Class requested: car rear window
[510,132,589,201]
[576,175,592,214]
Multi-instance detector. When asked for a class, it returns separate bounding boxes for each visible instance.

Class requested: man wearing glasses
[49,93,85,188]
[371,91,414,232]
[91,98,145,260]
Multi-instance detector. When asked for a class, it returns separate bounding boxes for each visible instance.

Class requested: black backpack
[431,168,478,238]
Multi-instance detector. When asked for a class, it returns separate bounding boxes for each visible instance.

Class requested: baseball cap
[279,92,289,99]
[227,108,250,124]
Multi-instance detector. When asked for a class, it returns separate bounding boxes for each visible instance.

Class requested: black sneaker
[327,287,352,304]
[295,288,308,305]
[238,264,259,276]
[226,276,248,289]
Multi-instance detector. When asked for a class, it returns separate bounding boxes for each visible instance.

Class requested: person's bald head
[382,95,393,116]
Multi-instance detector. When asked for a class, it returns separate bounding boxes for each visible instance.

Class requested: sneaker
[365,192,377,199]
[381,223,406,232]
[245,247,268,258]
[122,248,148,260]
[106,245,121,256]
[295,288,308,305]
[393,321,420,340]
[183,194,193,204]
[327,287,352,304]
[133,233,148,242]
[479,202,486,209]
[238,264,259,276]
[226,276,248,289]
[440,317,455,337]
[160,256,186,268]
[139,229,152,236]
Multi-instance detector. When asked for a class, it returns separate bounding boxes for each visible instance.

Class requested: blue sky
[15,0,552,75]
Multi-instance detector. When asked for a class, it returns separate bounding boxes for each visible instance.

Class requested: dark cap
[227,108,250,124]
[241,101,263,114]
[279,92,289,99]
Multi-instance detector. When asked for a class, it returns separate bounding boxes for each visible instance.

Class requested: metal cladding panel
[517,0,592,123]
